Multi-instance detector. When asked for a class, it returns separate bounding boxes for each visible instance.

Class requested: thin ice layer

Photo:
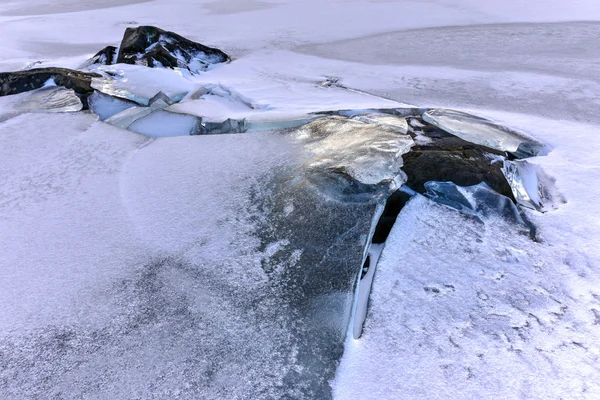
[351,113,409,134]
[104,92,173,129]
[424,181,526,228]
[0,111,410,399]
[423,109,544,158]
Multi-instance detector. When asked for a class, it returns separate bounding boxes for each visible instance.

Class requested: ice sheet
[0,110,411,399]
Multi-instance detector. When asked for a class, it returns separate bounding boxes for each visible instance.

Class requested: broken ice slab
[424,181,527,228]
[14,86,82,113]
[104,91,175,129]
[129,110,204,138]
[88,91,136,121]
[295,116,414,202]
[502,160,565,212]
[422,109,545,158]
[90,64,193,105]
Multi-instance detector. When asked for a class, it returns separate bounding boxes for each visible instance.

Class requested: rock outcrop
[85,26,230,73]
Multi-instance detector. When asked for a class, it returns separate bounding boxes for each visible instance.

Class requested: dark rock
[83,46,118,67]
[402,116,514,199]
[0,68,102,108]
[115,26,230,73]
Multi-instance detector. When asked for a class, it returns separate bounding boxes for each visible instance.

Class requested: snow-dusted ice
[0,110,409,399]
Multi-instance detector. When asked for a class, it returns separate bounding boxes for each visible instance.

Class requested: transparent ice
[423,109,545,158]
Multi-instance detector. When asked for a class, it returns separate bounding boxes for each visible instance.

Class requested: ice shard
[423,109,545,158]
[88,91,136,121]
[502,159,565,212]
[295,116,414,201]
[14,86,83,113]
[104,91,174,129]
[128,110,204,138]
[424,181,526,228]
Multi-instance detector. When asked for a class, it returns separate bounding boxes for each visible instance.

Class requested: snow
[1,0,600,399]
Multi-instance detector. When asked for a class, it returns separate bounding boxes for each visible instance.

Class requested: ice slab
[502,159,565,212]
[423,109,545,158]
[296,116,414,201]
[104,91,173,129]
[0,110,413,399]
[88,91,136,121]
[14,86,82,113]
[203,118,246,134]
[129,110,203,138]
[424,181,526,228]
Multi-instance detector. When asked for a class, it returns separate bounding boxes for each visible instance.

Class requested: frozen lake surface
[1,1,600,399]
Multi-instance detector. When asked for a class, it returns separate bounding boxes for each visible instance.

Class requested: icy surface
[423,109,544,158]
[104,92,172,129]
[334,115,600,400]
[334,193,600,400]
[352,113,409,135]
[1,1,600,399]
